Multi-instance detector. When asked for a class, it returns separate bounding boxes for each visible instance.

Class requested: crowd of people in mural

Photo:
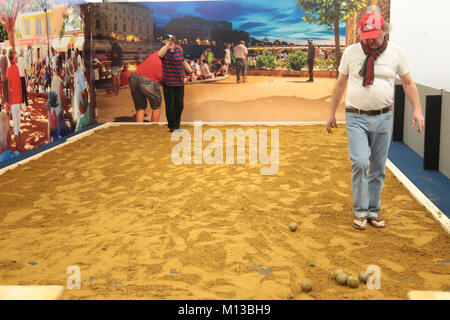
[0,44,89,162]
[185,46,230,82]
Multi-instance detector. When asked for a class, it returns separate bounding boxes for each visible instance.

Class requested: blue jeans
[235,59,247,82]
[345,107,393,219]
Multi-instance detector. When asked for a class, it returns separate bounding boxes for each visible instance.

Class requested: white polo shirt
[233,44,248,59]
[339,41,410,111]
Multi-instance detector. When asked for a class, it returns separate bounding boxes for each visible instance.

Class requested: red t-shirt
[6,64,22,105]
[136,51,163,82]
[121,70,131,86]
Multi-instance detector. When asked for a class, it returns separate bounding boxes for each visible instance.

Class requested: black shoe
[169,128,175,132]
[306,79,314,82]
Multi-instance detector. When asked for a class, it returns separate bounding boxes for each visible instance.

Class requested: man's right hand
[326,114,338,134]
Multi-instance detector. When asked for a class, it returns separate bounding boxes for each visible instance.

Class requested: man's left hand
[412,110,425,133]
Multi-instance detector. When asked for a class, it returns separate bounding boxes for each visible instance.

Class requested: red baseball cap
[360,12,385,40]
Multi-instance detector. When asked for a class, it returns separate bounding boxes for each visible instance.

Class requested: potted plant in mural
[255,55,277,70]
[286,51,307,71]
[0,0,32,51]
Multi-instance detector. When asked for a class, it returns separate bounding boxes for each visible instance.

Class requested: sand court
[0,124,449,300]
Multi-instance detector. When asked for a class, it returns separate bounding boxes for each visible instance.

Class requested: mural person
[207,48,215,70]
[49,56,69,141]
[50,47,58,76]
[233,41,248,83]
[18,49,29,108]
[224,43,231,74]
[6,49,25,154]
[0,49,8,112]
[193,58,201,81]
[75,48,85,73]
[93,51,103,91]
[108,36,123,96]
[73,55,90,132]
[46,91,67,142]
[120,63,131,87]
[66,48,75,101]
[0,111,19,161]
[200,59,214,79]
[307,38,316,83]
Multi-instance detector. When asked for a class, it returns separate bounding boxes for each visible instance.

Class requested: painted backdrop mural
[0,0,89,165]
[92,0,349,123]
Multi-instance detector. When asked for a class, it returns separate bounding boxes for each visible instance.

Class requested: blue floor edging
[388,140,450,218]
[0,123,104,170]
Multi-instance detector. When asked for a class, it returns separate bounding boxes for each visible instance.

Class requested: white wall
[390,0,450,90]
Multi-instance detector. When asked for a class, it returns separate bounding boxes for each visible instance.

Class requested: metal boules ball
[289,222,298,232]
[358,271,370,284]
[347,276,359,289]
[336,273,348,286]
[300,280,313,293]
[334,269,344,279]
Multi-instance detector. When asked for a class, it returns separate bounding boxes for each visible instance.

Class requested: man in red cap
[326,8,425,230]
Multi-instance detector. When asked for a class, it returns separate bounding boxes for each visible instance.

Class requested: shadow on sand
[287,80,315,84]
[114,116,149,122]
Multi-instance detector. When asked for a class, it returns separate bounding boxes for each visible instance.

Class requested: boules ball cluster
[334,269,367,289]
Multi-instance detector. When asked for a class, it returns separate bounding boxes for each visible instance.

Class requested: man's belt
[345,106,392,115]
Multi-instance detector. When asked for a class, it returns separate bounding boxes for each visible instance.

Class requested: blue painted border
[0,123,104,170]
[388,140,450,218]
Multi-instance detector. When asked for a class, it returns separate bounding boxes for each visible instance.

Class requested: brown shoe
[368,217,386,228]
[353,216,367,230]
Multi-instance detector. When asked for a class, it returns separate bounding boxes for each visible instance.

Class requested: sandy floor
[96,76,346,123]
[0,125,448,300]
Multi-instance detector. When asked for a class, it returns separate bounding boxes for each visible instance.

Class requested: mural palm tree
[0,0,32,51]
[296,0,365,71]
